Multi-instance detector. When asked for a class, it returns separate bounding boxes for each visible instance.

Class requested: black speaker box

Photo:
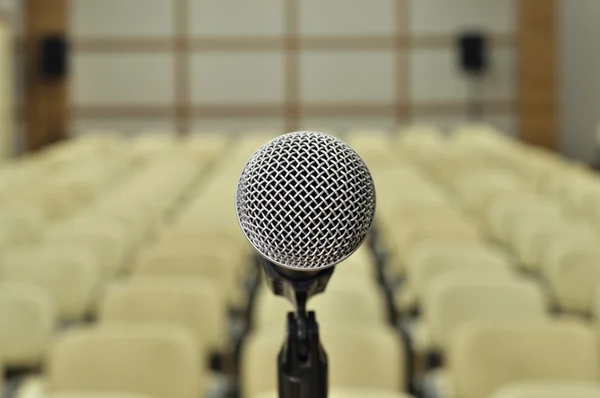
[40,35,68,79]
[458,32,487,75]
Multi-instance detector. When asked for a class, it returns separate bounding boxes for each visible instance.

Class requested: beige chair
[445,321,598,398]
[536,223,598,274]
[396,125,444,157]
[0,208,45,244]
[150,236,250,277]
[486,194,563,243]
[90,200,157,246]
[0,246,98,320]
[543,244,600,313]
[416,274,547,353]
[453,171,521,215]
[47,326,201,398]
[133,249,242,308]
[559,173,600,219]
[385,207,468,232]
[0,283,56,368]
[57,216,136,255]
[98,278,227,352]
[185,132,230,159]
[253,388,416,398]
[509,218,589,271]
[242,323,406,398]
[490,382,600,398]
[328,261,377,289]
[310,286,387,325]
[50,393,153,398]
[253,282,386,330]
[251,289,292,330]
[398,241,512,309]
[386,220,482,271]
[45,224,128,280]
[157,226,248,253]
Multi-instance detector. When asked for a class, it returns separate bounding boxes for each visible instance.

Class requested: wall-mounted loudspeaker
[457,31,488,75]
[39,35,68,79]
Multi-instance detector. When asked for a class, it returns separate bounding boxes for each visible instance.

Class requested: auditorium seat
[242,323,406,398]
[158,225,248,252]
[345,129,391,152]
[251,289,291,329]
[344,129,393,170]
[490,382,600,398]
[378,199,455,236]
[0,283,55,368]
[485,193,563,243]
[90,199,156,246]
[414,274,547,355]
[44,224,128,280]
[397,240,513,310]
[510,218,595,271]
[396,125,444,158]
[184,132,230,158]
[49,393,154,398]
[309,285,388,325]
[57,215,136,258]
[431,321,598,398]
[98,278,227,354]
[0,246,99,320]
[0,208,45,245]
[331,257,377,287]
[47,326,201,398]
[543,243,600,313]
[557,172,600,219]
[253,282,386,330]
[385,218,482,272]
[150,232,250,279]
[451,171,523,216]
[133,248,242,309]
[253,388,416,398]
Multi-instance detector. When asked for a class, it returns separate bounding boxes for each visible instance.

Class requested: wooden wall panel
[25,0,68,151]
[517,0,557,149]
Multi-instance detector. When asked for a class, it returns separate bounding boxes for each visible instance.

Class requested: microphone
[235,131,376,398]
[235,131,376,306]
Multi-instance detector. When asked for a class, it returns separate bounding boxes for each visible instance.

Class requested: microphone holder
[261,261,332,398]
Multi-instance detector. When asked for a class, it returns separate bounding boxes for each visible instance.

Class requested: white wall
[560,0,600,162]
[69,0,517,136]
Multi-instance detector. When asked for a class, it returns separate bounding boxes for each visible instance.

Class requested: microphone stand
[261,261,333,398]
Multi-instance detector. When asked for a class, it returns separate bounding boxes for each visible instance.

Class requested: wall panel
[72,53,175,106]
[190,52,285,105]
[72,0,174,38]
[66,0,520,137]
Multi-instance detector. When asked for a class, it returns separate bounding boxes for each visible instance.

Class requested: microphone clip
[260,260,334,314]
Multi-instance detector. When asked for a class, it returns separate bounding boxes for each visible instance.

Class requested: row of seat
[347,125,600,398]
[3,126,600,398]
[0,134,227,373]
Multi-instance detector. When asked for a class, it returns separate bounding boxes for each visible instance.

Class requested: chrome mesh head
[235,131,376,270]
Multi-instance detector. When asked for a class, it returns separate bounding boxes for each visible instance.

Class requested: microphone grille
[235,131,376,270]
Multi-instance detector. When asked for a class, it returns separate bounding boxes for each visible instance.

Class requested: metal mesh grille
[235,131,376,270]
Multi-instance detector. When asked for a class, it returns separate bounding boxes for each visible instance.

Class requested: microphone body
[235,131,376,398]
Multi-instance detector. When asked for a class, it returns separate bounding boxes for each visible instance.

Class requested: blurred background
[0,0,586,159]
[3,2,600,398]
